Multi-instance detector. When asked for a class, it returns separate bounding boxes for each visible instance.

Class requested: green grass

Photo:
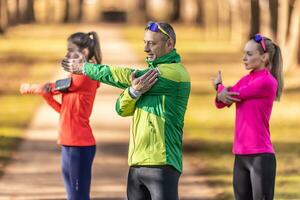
[122,25,300,200]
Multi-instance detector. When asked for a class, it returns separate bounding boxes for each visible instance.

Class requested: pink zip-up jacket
[215,68,278,155]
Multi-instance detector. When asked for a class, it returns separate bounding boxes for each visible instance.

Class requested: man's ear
[166,38,174,51]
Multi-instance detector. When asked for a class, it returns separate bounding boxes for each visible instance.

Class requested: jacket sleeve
[115,88,139,117]
[215,84,228,109]
[42,92,61,113]
[83,63,135,89]
[214,75,246,108]
[135,67,190,96]
[229,77,275,101]
[48,75,89,94]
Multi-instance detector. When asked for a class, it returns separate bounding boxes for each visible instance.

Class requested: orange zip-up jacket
[42,74,100,146]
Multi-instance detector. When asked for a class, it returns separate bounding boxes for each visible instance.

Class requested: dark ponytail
[87,31,102,64]
[68,31,102,64]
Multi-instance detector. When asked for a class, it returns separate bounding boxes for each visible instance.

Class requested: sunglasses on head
[253,33,267,52]
[145,21,170,38]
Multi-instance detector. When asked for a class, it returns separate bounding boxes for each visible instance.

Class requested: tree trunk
[127,0,146,24]
[180,0,198,24]
[238,0,251,42]
[68,0,81,23]
[277,0,289,45]
[298,30,300,65]
[196,0,204,26]
[269,0,278,38]
[76,0,83,22]
[204,0,219,39]
[0,0,9,34]
[18,0,35,23]
[217,0,230,40]
[260,0,273,38]
[250,0,260,37]
[18,0,27,23]
[146,0,173,21]
[25,0,35,23]
[16,0,20,22]
[63,0,69,23]
[283,0,300,71]
[229,0,247,46]
[6,0,18,25]
[171,0,180,21]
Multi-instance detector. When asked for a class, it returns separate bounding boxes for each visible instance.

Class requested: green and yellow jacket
[83,50,190,172]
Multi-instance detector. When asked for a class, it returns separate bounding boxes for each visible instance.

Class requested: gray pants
[127,165,181,200]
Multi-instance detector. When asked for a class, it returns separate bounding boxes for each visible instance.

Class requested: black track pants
[233,153,276,200]
[127,165,180,200]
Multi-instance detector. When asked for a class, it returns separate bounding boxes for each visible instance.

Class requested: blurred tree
[46,0,55,23]
[196,0,204,26]
[63,0,82,23]
[25,0,35,22]
[127,0,147,23]
[277,0,289,45]
[217,0,230,40]
[260,0,273,38]
[201,0,219,39]
[280,0,300,70]
[146,0,174,21]
[269,0,278,38]
[250,0,260,37]
[63,0,70,23]
[229,0,250,46]
[180,0,199,24]
[6,0,18,26]
[0,0,9,34]
[171,0,180,21]
[78,0,83,22]
[18,0,35,23]
[34,0,56,23]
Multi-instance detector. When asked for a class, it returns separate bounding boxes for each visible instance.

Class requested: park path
[0,24,216,200]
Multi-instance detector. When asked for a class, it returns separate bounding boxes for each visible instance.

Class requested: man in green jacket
[62,22,190,200]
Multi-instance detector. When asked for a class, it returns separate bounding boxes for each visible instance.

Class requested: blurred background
[0,0,300,199]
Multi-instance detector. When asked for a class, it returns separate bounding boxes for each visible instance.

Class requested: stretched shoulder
[157,63,190,82]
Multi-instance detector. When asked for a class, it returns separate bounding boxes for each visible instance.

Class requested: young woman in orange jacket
[21,32,101,200]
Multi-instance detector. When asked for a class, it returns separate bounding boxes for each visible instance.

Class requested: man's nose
[144,44,150,52]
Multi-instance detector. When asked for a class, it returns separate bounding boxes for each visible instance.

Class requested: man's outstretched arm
[62,52,134,89]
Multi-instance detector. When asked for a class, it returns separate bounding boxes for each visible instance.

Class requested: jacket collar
[250,68,269,77]
[146,49,181,68]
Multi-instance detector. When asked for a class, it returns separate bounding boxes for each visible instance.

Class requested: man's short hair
[157,22,176,46]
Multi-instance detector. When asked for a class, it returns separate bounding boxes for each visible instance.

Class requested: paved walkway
[0,25,216,200]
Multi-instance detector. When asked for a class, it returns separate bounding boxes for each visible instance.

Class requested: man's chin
[146,56,156,61]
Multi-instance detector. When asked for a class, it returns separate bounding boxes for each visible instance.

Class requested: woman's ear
[261,52,269,64]
[81,48,89,58]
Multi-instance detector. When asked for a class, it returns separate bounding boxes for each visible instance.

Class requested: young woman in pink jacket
[213,34,284,200]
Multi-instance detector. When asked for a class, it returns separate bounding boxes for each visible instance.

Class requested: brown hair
[68,32,102,64]
[253,36,284,101]
[157,22,176,46]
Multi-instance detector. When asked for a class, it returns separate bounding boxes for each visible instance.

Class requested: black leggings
[233,153,276,200]
[127,165,180,200]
